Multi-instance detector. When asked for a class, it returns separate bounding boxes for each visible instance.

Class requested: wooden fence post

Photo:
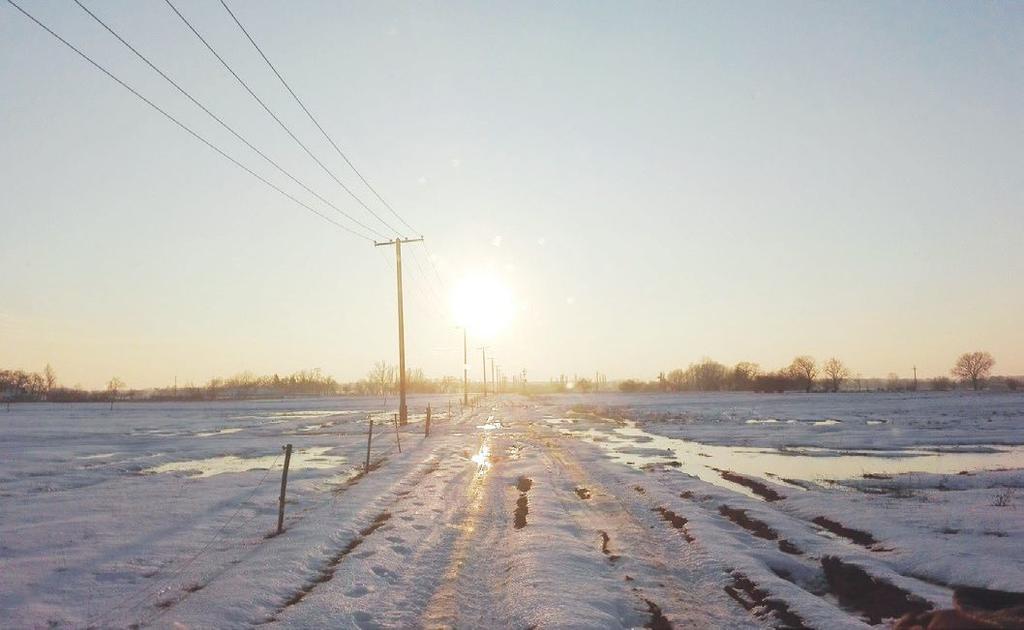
[365,415,374,472]
[393,413,402,453]
[276,444,293,535]
[425,404,431,437]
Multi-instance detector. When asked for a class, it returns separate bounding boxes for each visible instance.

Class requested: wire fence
[87,402,469,626]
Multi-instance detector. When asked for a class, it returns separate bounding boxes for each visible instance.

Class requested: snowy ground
[1,392,1022,629]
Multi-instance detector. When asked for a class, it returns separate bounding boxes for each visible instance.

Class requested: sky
[1,0,1022,389]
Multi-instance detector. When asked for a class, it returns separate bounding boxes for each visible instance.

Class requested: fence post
[276,444,293,535]
[425,404,431,437]
[393,413,402,453]
[365,415,374,472]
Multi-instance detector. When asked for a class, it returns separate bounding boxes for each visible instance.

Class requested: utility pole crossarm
[373,237,424,247]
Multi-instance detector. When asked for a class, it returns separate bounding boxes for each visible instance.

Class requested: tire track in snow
[532,424,751,629]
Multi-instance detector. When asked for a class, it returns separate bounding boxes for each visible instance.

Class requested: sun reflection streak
[471,441,492,476]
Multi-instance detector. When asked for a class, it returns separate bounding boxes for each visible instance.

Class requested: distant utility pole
[490,358,496,396]
[913,366,918,390]
[479,346,488,395]
[375,237,424,425]
[460,327,468,406]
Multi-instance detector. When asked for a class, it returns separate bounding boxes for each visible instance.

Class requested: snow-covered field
[1,392,1022,628]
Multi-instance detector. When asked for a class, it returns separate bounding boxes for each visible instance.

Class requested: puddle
[560,420,1024,496]
[196,428,243,437]
[477,417,502,431]
[146,446,346,477]
[471,442,492,476]
[78,453,117,459]
[724,572,809,629]
[821,556,931,624]
[298,423,334,432]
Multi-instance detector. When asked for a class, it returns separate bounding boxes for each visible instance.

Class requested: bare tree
[44,364,57,395]
[951,351,995,391]
[107,376,125,410]
[822,357,850,393]
[731,362,760,390]
[367,361,396,398]
[788,356,818,393]
[665,368,688,392]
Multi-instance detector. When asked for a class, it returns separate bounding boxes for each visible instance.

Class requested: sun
[451,272,514,339]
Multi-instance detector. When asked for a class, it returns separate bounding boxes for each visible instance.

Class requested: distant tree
[618,379,643,393]
[951,351,995,391]
[575,378,593,393]
[368,361,396,398]
[1006,378,1020,392]
[665,368,688,392]
[788,356,818,393]
[730,362,760,391]
[44,364,57,395]
[886,373,902,392]
[107,376,125,409]
[753,371,793,393]
[930,376,954,391]
[688,358,728,391]
[822,357,850,393]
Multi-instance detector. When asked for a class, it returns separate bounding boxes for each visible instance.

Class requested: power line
[409,248,447,317]
[422,241,448,292]
[163,0,402,238]
[73,0,386,240]
[218,1,456,299]
[219,0,418,238]
[218,0,453,297]
[6,0,372,241]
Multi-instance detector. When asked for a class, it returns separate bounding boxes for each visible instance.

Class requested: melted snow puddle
[560,420,1024,494]
[146,446,345,477]
[196,428,243,437]
[78,452,118,459]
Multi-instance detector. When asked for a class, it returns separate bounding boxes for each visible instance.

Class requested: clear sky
[2,1,1022,389]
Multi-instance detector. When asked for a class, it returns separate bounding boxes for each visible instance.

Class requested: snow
[1,392,1021,628]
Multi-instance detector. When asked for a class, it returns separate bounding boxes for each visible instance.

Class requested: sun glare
[451,272,514,338]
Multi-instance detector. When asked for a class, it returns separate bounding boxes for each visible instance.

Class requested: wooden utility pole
[479,346,488,395]
[277,444,293,535]
[375,237,423,425]
[490,358,496,395]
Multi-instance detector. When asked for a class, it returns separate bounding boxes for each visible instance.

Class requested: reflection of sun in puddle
[146,446,346,478]
[471,443,492,476]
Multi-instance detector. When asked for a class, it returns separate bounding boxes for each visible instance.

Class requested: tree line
[0,363,467,403]
[617,351,1012,394]
[1,351,1014,403]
